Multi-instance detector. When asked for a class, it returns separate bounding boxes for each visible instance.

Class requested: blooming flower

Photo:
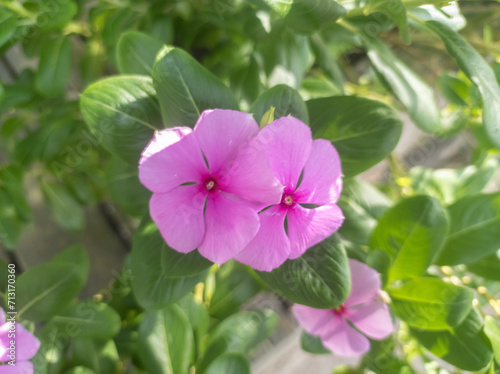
[139,109,283,264]
[293,259,394,357]
[234,116,344,271]
[0,309,40,374]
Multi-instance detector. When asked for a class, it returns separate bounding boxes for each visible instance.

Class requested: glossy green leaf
[367,38,441,133]
[51,302,121,339]
[152,46,238,127]
[116,31,164,75]
[41,181,85,232]
[409,2,466,31]
[337,178,392,245]
[308,96,402,176]
[411,309,493,371]
[467,250,500,281]
[369,0,410,44]
[425,20,500,148]
[370,196,449,281]
[300,331,330,354]
[205,353,250,374]
[283,0,346,34]
[257,234,350,309]
[389,278,473,330]
[438,73,470,107]
[436,193,500,265]
[0,11,16,48]
[35,35,72,98]
[251,84,309,125]
[138,305,193,374]
[80,75,163,164]
[262,0,293,16]
[485,316,500,366]
[71,339,119,374]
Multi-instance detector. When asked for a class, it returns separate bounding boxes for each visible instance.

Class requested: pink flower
[235,116,344,271]
[0,309,40,374]
[293,259,394,357]
[139,109,283,264]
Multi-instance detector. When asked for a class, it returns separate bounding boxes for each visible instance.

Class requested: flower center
[281,192,296,207]
[204,177,218,193]
[333,305,346,316]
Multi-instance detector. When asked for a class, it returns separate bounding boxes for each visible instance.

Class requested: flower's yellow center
[206,180,215,190]
[283,195,294,206]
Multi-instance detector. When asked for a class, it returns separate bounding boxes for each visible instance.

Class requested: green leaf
[257,234,350,309]
[152,46,239,127]
[52,244,90,285]
[64,367,95,374]
[337,178,392,245]
[251,84,309,125]
[369,0,410,44]
[362,338,413,374]
[33,323,68,374]
[116,31,165,75]
[283,0,346,34]
[389,278,473,330]
[131,218,211,309]
[177,294,209,356]
[263,0,293,17]
[230,55,263,110]
[467,250,500,281]
[307,96,402,176]
[409,2,466,31]
[209,262,262,319]
[138,305,193,374]
[411,309,493,371]
[435,193,500,266]
[71,339,119,374]
[80,75,163,164]
[35,35,72,98]
[51,301,121,339]
[0,189,22,250]
[205,353,250,374]
[425,20,500,148]
[300,331,330,354]
[37,0,77,31]
[370,196,449,281]
[41,181,85,232]
[485,316,500,366]
[367,38,441,134]
[0,11,17,48]
[438,73,470,107]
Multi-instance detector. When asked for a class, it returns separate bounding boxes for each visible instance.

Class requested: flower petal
[0,360,33,374]
[347,301,393,340]
[198,192,259,264]
[287,204,344,260]
[345,259,382,307]
[235,206,290,271]
[193,110,259,174]
[139,128,206,193]
[15,324,40,361]
[150,185,206,253]
[292,304,337,335]
[257,116,312,189]
[295,139,342,205]
[320,317,370,357]
[219,138,283,205]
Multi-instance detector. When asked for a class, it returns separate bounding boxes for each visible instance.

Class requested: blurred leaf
[337,178,391,245]
[64,368,95,374]
[117,31,165,75]
[411,309,493,371]
[370,196,449,281]
[426,20,500,148]
[367,38,441,134]
[152,46,239,127]
[300,331,330,354]
[72,339,119,374]
[257,234,350,309]
[466,250,500,281]
[33,323,68,374]
[37,0,77,31]
[309,34,344,93]
[308,96,402,176]
[363,338,413,374]
[283,0,346,34]
[389,278,473,330]
[52,244,90,285]
[204,353,250,374]
[35,35,72,98]
[230,55,262,109]
[409,2,466,31]
[369,0,410,44]
[41,181,85,232]
[1,117,26,137]
[485,316,500,366]
[51,301,121,339]
[80,76,163,164]
[436,193,500,265]
[262,0,293,16]
[251,84,308,124]
[178,294,209,356]
[438,73,470,107]
[0,189,22,250]
[0,11,17,48]
[138,305,193,374]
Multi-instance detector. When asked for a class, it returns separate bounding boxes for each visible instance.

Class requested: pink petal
[345,259,381,307]
[14,325,40,361]
[295,139,343,205]
[139,128,206,193]
[193,110,259,174]
[198,192,259,264]
[150,185,206,253]
[219,138,283,205]
[235,206,290,271]
[257,117,312,189]
[347,301,394,340]
[292,304,337,335]
[320,317,370,357]
[287,204,344,260]
[0,361,33,374]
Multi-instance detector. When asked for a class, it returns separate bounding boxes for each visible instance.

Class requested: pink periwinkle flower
[293,259,394,357]
[139,109,283,264]
[0,309,40,374]
[234,116,344,271]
